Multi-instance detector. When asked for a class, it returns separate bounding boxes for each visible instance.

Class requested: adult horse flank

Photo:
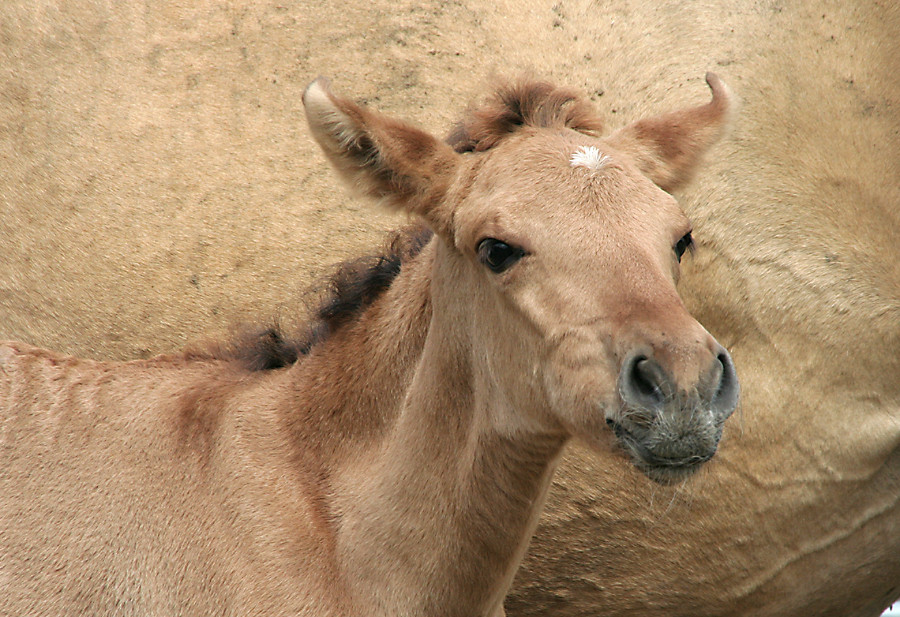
[0,75,737,616]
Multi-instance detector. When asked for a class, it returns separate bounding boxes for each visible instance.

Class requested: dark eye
[477,238,524,273]
[674,232,694,263]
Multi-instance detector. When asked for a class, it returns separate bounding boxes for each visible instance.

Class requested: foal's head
[303,74,738,482]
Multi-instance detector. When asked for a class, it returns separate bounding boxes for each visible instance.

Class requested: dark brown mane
[220,83,601,371]
[446,78,604,153]
[218,82,599,371]
[219,224,433,371]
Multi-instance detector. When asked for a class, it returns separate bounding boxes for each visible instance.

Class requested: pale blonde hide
[1,1,898,616]
[1,76,733,615]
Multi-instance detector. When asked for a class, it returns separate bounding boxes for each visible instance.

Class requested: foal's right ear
[303,78,460,236]
[606,73,734,194]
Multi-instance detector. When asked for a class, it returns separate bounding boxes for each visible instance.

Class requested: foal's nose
[618,345,739,420]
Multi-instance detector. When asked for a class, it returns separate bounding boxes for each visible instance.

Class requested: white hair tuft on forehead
[569,145,611,171]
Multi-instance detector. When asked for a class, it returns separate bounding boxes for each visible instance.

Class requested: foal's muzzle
[610,345,739,482]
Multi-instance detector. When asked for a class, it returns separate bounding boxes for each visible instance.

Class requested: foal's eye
[674,232,694,263]
[477,238,524,273]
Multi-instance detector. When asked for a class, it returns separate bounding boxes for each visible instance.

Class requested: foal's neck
[327,241,567,617]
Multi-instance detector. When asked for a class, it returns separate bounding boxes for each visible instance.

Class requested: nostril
[633,359,664,403]
[620,354,668,410]
[711,349,739,417]
[717,352,730,371]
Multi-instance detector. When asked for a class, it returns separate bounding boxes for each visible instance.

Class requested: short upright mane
[220,81,602,370]
[446,78,604,153]
[220,225,433,371]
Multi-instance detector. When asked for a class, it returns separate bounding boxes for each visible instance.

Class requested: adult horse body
[0,78,736,615]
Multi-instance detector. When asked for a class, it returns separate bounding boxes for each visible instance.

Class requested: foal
[0,74,737,616]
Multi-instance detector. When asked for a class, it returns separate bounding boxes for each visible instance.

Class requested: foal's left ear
[303,78,460,236]
[606,73,734,193]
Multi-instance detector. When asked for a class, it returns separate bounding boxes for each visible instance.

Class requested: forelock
[446,78,604,153]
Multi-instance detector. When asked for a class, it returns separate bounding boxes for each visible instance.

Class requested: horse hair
[226,78,601,370]
[446,78,604,153]
[222,224,433,371]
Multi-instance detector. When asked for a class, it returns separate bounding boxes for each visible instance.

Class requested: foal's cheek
[569,415,616,449]
[539,354,618,438]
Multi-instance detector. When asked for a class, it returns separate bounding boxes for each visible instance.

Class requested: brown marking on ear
[446,78,604,153]
[303,78,459,234]
[606,73,734,193]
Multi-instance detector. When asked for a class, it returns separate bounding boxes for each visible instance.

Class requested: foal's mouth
[606,418,718,484]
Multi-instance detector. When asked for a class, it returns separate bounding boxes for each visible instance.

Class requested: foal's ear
[303,78,459,235]
[607,73,734,193]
